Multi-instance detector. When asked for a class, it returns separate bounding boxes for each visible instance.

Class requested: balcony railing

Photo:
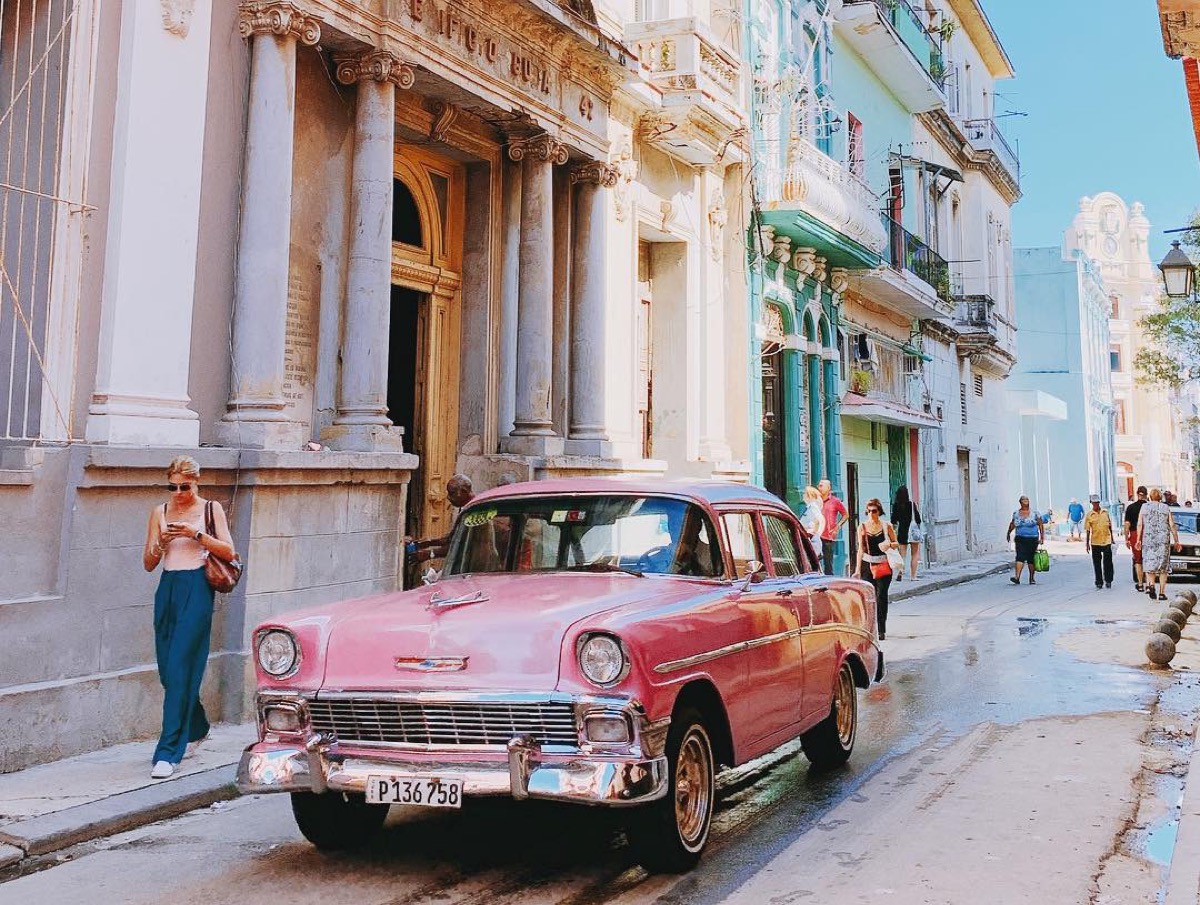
[954,294,997,335]
[855,0,945,88]
[775,139,888,254]
[962,118,1020,185]
[881,213,951,302]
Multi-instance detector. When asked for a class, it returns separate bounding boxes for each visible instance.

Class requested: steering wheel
[636,544,674,573]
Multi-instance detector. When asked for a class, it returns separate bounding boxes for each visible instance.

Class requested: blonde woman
[142,456,235,779]
[799,485,827,561]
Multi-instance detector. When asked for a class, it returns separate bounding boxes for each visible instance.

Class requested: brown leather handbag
[204,501,244,593]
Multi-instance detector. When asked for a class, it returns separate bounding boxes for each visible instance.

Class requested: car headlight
[257,629,299,677]
[578,634,627,686]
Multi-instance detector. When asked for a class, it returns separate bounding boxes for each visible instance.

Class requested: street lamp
[1158,240,1196,299]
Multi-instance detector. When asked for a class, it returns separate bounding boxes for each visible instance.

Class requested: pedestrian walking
[1123,485,1148,591]
[1005,495,1044,585]
[141,456,236,780]
[1083,494,1114,589]
[818,478,848,576]
[856,498,898,640]
[798,485,826,561]
[890,484,923,581]
[1137,488,1180,601]
[1066,498,1084,541]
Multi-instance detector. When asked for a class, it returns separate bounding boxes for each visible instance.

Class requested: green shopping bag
[1033,547,1050,573]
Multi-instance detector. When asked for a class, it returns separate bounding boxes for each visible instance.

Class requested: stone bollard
[1147,632,1177,666]
[1156,619,1183,642]
[1165,607,1188,628]
[1178,589,1198,607]
[1173,594,1195,616]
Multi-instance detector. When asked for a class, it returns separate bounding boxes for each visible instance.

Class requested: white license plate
[365,774,464,808]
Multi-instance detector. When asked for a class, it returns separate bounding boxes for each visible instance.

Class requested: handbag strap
[205,500,215,536]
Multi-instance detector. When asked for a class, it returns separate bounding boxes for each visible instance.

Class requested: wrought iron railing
[880,213,951,303]
[954,295,997,334]
[962,118,1020,185]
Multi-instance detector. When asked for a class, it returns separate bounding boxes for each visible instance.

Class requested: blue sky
[985,0,1200,259]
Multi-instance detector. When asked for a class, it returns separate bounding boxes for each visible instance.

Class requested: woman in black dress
[891,485,923,581]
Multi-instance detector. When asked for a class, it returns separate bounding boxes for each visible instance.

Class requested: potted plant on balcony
[849,368,873,396]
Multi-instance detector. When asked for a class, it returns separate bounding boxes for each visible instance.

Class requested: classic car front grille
[307,698,579,747]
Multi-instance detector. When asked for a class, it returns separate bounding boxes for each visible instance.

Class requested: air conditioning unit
[905,372,925,410]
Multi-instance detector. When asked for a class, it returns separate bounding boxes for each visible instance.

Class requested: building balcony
[626,17,745,166]
[835,0,945,113]
[843,344,938,429]
[849,214,954,320]
[952,293,1015,377]
[962,117,1020,189]
[758,139,887,269]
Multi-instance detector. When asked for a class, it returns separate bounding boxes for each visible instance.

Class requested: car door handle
[776,589,793,597]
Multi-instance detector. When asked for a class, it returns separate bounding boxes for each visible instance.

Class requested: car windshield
[444,495,724,578]
[1174,510,1199,535]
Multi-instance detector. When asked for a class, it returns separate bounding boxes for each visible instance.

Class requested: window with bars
[0,0,93,441]
[960,382,968,425]
[847,112,864,178]
[974,373,984,397]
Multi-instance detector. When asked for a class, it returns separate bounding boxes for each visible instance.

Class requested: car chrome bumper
[236,733,668,806]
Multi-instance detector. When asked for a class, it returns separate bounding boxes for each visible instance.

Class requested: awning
[840,392,941,429]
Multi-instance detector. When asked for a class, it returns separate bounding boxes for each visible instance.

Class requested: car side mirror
[740,560,766,591]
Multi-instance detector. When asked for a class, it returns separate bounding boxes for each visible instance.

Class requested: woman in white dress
[799,485,826,563]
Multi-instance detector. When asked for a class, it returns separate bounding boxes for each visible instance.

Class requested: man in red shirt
[818,479,849,576]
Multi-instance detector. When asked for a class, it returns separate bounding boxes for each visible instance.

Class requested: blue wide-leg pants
[152,567,214,764]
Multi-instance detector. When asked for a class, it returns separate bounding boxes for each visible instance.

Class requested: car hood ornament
[426,589,489,612]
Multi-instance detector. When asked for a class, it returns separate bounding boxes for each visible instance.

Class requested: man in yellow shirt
[1084,494,1114,589]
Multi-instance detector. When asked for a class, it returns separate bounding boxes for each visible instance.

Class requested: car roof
[469,478,791,510]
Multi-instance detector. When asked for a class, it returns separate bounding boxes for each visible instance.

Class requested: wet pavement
[0,548,1193,904]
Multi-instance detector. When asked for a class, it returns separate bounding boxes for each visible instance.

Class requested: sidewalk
[0,550,1053,875]
[0,723,250,870]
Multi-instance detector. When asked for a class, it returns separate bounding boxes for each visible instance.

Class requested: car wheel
[800,662,858,771]
[290,791,388,851]
[626,707,715,873]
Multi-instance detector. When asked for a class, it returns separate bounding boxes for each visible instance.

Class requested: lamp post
[1158,240,1197,299]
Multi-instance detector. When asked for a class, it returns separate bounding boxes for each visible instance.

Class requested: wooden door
[390,147,465,542]
[762,348,786,500]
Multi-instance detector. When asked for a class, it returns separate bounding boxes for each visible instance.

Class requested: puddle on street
[1137,772,1183,866]
[1016,616,1049,637]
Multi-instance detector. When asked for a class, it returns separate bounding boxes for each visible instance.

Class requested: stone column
[566,161,618,453]
[502,134,568,456]
[85,0,214,446]
[823,351,845,570]
[322,51,414,452]
[215,3,320,449]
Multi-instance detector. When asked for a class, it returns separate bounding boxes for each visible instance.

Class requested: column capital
[507,133,569,165]
[238,2,321,45]
[335,51,416,89]
[570,161,619,187]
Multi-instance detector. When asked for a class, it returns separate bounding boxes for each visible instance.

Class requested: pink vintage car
[236,480,882,871]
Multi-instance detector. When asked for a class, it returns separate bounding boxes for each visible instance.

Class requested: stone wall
[0,446,413,772]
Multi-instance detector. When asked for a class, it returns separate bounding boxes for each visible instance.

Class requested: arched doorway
[1117,461,1135,502]
[389,147,465,542]
[761,305,787,500]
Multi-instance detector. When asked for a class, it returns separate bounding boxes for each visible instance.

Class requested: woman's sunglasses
[867,507,881,514]
[167,482,193,492]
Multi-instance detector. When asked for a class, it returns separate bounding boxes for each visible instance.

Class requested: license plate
[365,774,464,808]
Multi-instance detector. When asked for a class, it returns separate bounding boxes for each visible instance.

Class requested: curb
[1164,718,1200,905]
[0,763,239,863]
[892,563,1012,601]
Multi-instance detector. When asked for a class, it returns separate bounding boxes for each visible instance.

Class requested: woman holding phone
[142,456,235,779]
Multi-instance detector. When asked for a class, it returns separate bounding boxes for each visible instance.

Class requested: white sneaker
[184,732,210,760]
[150,760,175,779]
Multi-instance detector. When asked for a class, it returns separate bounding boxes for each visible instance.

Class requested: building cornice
[945,0,1014,78]
[919,109,1021,205]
